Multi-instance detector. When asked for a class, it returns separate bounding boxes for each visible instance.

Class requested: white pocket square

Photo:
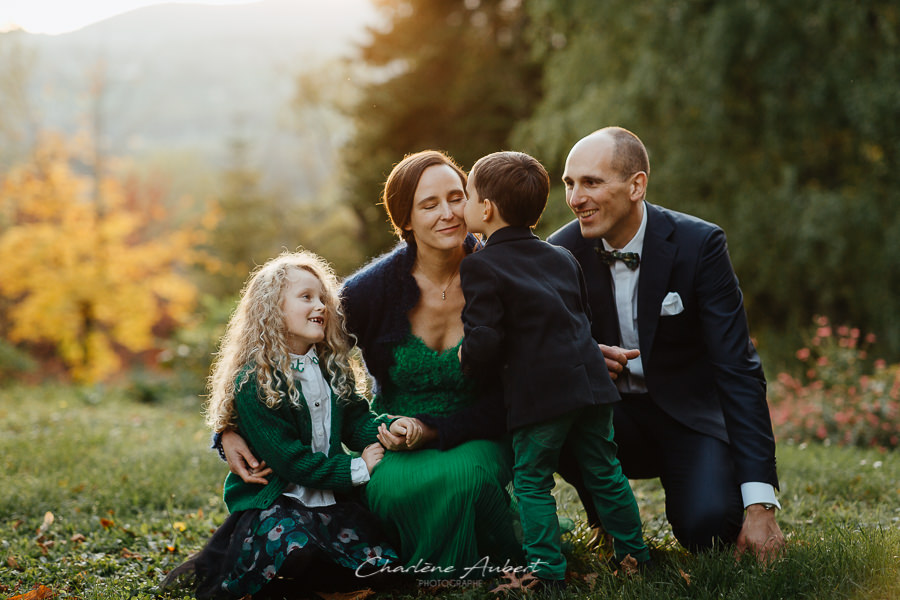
[660,292,684,316]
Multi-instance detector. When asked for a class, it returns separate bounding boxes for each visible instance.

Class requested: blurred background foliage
[0,0,898,390]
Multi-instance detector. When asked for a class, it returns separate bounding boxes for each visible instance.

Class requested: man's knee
[670,503,742,553]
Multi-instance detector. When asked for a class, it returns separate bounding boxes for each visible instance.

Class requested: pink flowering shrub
[768,316,900,451]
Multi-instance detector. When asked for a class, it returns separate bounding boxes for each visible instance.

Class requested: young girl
[164,251,414,599]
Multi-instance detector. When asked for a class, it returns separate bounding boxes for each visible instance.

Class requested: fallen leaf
[70,533,86,544]
[619,554,639,577]
[99,518,115,529]
[679,568,692,585]
[489,571,538,593]
[584,572,598,587]
[8,584,55,600]
[36,540,54,555]
[7,555,21,570]
[12,519,23,531]
[120,548,142,560]
[313,590,374,600]
[37,512,54,535]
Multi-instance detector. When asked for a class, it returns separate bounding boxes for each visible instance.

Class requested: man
[550,127,785,560]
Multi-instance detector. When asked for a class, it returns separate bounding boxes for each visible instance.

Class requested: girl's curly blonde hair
[205,250,366,432]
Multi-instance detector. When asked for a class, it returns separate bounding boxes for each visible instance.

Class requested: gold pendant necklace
[440,271,458,301]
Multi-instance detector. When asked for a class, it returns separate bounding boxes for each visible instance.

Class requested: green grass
[1,384,898,599]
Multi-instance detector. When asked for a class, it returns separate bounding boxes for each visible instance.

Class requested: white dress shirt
[603,202,779,510]
[281,347,370,507]
[603,204,648,395]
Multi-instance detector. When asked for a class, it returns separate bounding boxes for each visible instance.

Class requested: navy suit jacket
[459,226,619,431]
[548,203,778,488]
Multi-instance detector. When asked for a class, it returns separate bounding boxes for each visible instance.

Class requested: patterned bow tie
[597,248,640,270]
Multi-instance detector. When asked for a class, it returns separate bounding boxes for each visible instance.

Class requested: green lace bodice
[371,334,476,418]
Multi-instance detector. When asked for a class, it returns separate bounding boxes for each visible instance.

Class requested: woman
[221,150,522,576]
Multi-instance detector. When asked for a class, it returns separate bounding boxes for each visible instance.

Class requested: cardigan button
[314,402,320,407]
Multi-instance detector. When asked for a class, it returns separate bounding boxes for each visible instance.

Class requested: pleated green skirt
[364,438,523,578]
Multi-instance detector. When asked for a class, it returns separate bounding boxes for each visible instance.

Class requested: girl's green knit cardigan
[222,365,394,513]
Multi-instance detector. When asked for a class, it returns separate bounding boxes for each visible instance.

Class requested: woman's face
[404,164,468,251]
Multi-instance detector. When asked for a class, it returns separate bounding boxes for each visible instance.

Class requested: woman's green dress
[364,334,522,577]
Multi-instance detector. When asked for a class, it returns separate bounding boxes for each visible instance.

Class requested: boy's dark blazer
[548,202,778,489]
[459,225,619,431]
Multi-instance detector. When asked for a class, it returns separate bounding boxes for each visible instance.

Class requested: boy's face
[463,170,486,234]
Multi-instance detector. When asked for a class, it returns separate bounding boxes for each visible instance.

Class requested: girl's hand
[377,423,406,451]
[361,443,385,473]
[222,429,273,485]
[391,417,424,449]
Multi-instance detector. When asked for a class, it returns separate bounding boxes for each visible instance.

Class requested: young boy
[458,151,649,587]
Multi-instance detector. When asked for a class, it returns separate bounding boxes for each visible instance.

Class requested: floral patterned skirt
[177,496,400,599]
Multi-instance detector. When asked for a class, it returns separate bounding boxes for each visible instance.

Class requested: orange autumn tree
[0,137,200,382]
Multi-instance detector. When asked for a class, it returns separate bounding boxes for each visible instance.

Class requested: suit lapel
[637,203,676,365]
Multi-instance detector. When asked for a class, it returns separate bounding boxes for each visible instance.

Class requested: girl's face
[404,164,468,252]
[281,267,327,355]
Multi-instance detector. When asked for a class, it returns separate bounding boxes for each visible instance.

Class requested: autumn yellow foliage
[0,138,200,382]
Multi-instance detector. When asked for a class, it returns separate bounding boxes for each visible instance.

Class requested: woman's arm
[414,384,506,450]
[219,429,272,485]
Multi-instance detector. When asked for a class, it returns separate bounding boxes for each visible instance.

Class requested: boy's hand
[222,429,272,485]
[361,443,385,473]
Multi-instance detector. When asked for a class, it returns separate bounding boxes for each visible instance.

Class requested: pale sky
[1,1,255,35]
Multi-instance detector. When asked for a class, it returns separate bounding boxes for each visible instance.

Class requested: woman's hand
[378,417,435,450]
[391,417,423,447]
[361,443,385,473]
[221,429,272,485]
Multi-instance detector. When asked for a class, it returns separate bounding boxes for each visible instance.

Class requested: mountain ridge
[8,0,379,193]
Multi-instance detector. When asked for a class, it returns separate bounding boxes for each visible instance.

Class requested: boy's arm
[458,257,505,374]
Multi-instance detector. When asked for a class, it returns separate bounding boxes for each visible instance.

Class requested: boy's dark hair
[470,151,550,228]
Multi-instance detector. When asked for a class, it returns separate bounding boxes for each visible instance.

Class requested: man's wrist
[740,482,781,509]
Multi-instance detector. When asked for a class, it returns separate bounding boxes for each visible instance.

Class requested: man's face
[562,133,642,249]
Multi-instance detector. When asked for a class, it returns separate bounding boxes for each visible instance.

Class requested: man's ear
[629,171,648,202]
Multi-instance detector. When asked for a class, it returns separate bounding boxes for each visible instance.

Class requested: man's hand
[599,344,640,380]
[221,429,272,485]
[735,504,786,563]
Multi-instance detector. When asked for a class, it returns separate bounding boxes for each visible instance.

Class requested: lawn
[1,384,898,599]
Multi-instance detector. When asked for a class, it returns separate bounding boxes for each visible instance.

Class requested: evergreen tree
[341,0,542,258]
[517,0,900,360]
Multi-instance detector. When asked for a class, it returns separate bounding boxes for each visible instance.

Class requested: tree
[517,0,900,361]
[340,0,543,258]
[0,137,200,382]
